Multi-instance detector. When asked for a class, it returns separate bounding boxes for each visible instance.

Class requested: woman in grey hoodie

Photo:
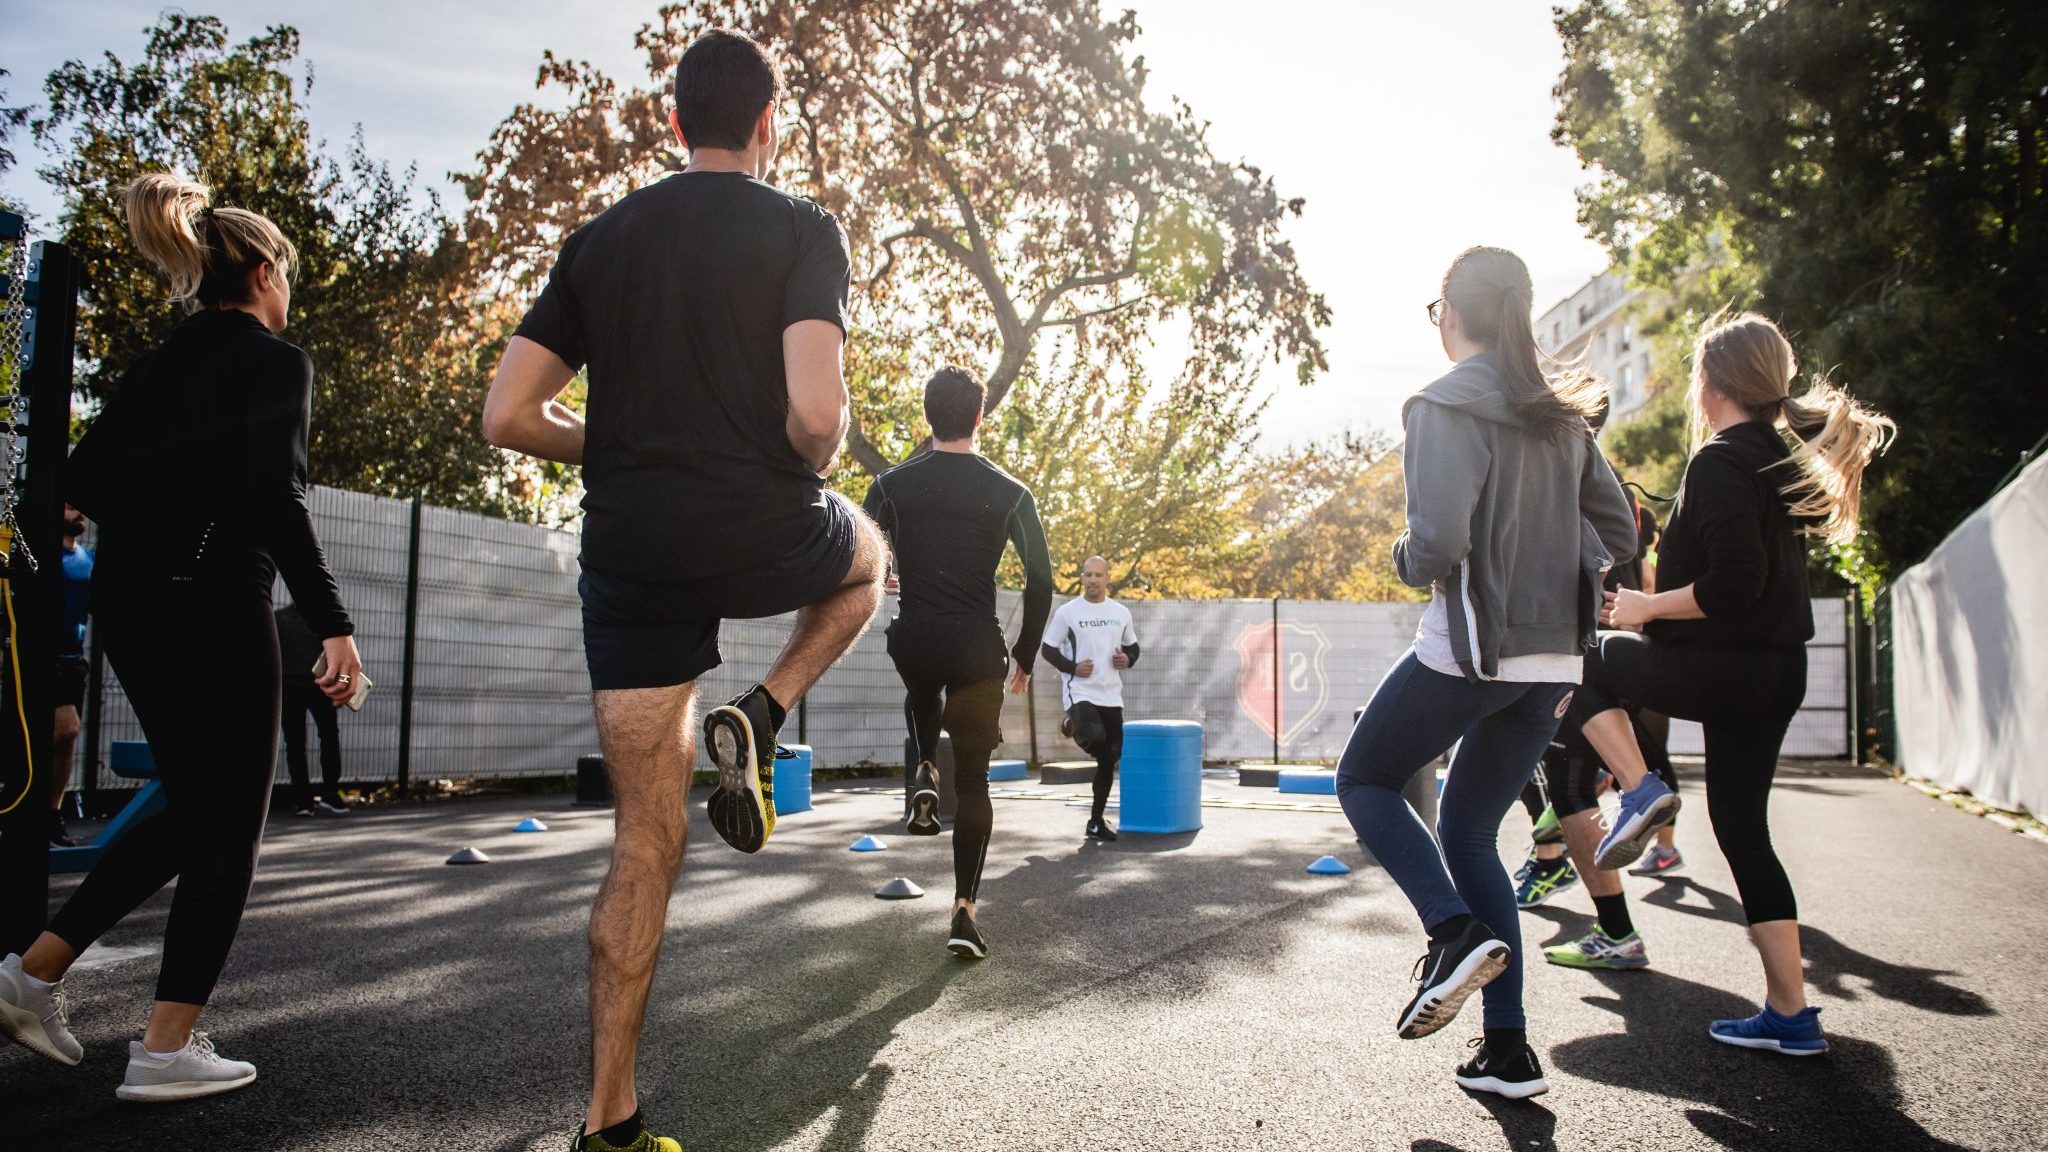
[1334,246,1637,1100]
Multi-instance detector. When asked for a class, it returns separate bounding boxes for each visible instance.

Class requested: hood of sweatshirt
[1402,351,1529,428]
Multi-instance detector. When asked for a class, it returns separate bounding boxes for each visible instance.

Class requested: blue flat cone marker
[849,834,888,852]
[874,877,924,900]
[514,817,548,833]
[446,846,492,865]
[1306,855,1351,875]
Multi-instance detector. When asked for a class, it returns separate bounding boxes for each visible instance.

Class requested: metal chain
[1,231,35,574]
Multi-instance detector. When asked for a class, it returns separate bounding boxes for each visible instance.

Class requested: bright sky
[2,0,1611,446]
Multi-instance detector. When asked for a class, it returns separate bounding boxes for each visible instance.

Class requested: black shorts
[580,489,863,691]
[54,656,88,712]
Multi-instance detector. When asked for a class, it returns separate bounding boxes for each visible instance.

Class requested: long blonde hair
[1692,312,1895,546]
[122,173,297,311]
[1442,246,1607,442]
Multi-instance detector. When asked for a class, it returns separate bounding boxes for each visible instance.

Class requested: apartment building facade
[1536,270,1658,421]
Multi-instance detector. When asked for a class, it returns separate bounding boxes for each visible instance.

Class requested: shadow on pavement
[1549,969,1974,1151]
[2,792,1362,1150]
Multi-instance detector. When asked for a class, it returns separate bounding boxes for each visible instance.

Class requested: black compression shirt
[514,171,852,582]
[65,309,352,637]
[1649,420,1814,650]
[862,451,1054,671]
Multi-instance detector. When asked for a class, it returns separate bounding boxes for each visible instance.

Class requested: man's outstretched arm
[483,336,585,464]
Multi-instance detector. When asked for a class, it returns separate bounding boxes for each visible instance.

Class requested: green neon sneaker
[1531,805,1564,845]
[1544,929,1649,970]
[1513,857,1578,909]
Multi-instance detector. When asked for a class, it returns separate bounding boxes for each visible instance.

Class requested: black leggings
[887,617,1006,901]
[1068,702,1124,820]
[1544,709,1677,820]
[1577,632,1806,924]
[281,679,342,807]
[47,587,281,1005]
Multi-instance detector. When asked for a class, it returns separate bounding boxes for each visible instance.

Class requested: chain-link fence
[73,485,1857,797]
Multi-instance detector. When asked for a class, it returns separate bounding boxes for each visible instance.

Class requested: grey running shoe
[1629,844,1684,876]
[0,952,83,1066]
[116,1031,256,1102]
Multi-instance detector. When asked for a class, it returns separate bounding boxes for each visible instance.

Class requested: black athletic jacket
[67,309,352,637]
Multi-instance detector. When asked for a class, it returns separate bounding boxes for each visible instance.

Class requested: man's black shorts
[580,489,863,691]
[54,656,88,712]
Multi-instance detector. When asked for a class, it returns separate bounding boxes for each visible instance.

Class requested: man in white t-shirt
[1039,556,1140,840]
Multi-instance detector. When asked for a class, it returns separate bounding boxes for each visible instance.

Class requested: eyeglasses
[1426,298,1445,327]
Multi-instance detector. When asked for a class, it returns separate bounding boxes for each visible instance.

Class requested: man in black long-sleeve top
[861,366,1053,960]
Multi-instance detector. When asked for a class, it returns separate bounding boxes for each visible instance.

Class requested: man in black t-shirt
[482,28,884,1152]
[862,367,1053,961]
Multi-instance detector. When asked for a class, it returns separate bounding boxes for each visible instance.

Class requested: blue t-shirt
[60,545,93,656]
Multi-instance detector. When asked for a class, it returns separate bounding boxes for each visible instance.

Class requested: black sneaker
[906,760,941,836]
[48,811,76,848]
[1086,817,1118,842]
[314,798,350,815]
[1396,920,1511,1040]
[947,908,988,959]
[1455,1038,1549,1100]
[293,806,317,819]
[703,686,779,853]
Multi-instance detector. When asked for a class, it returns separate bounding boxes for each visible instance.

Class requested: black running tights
[888,619,1005,901]
[1577,632,1806,924]
[1070,702,1124,821]
[47,588,281,1005]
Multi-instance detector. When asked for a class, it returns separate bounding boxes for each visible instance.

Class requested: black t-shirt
[861,451,1054,671]
[1649,420,1815,649]
[515,171,852,581]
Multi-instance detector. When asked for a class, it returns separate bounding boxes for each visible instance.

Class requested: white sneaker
[116,1031,257,1102]
[0,952,83,1066]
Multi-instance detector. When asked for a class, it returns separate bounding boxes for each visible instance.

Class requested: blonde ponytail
[1780,381,1896,545]
[1692,312,1896,546]
[120,173,298,310]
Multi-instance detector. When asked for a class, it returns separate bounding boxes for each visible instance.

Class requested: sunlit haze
[2,0,1610,446]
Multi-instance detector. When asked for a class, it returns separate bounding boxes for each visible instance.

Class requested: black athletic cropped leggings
[887,617,1005,901]
[47,585,282,1005]
[1576,631,1807,924]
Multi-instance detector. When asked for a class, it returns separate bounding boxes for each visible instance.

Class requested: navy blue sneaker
[1709,1004,1828,1056]
[1594,776,1681,870]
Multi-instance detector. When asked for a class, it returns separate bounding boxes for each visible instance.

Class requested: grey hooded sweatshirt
[1394,351,1639,681]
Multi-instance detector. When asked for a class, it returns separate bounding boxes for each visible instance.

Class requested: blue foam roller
[1306,855,1352,875]
[988,758,1028,782]
[777,745,814,814]
[1277,770,1337,795]
[850,834,887,852]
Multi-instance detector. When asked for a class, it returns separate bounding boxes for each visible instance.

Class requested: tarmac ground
[3,760,2038,1151]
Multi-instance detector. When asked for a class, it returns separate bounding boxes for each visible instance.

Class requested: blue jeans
[1336,651,1574,1030]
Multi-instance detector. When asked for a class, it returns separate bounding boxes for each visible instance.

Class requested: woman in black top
[0,174,362,1101]
[1576,312,1892,1057]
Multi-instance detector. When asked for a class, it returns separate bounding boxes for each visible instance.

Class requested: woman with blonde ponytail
[1334,246,1639,1100]
[0,174,364,1101]
[1575,311,1893,1057]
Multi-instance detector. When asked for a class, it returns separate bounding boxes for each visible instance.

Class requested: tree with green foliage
[30,14,513,511]
[1554,0,2048,578]
[462,0,1329,478]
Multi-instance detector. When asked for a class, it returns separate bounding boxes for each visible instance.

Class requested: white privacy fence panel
[84,487,1852,790]
[1891,453,2048,815]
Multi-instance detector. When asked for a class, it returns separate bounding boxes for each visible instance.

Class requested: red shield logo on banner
[1234,619,1331,746]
